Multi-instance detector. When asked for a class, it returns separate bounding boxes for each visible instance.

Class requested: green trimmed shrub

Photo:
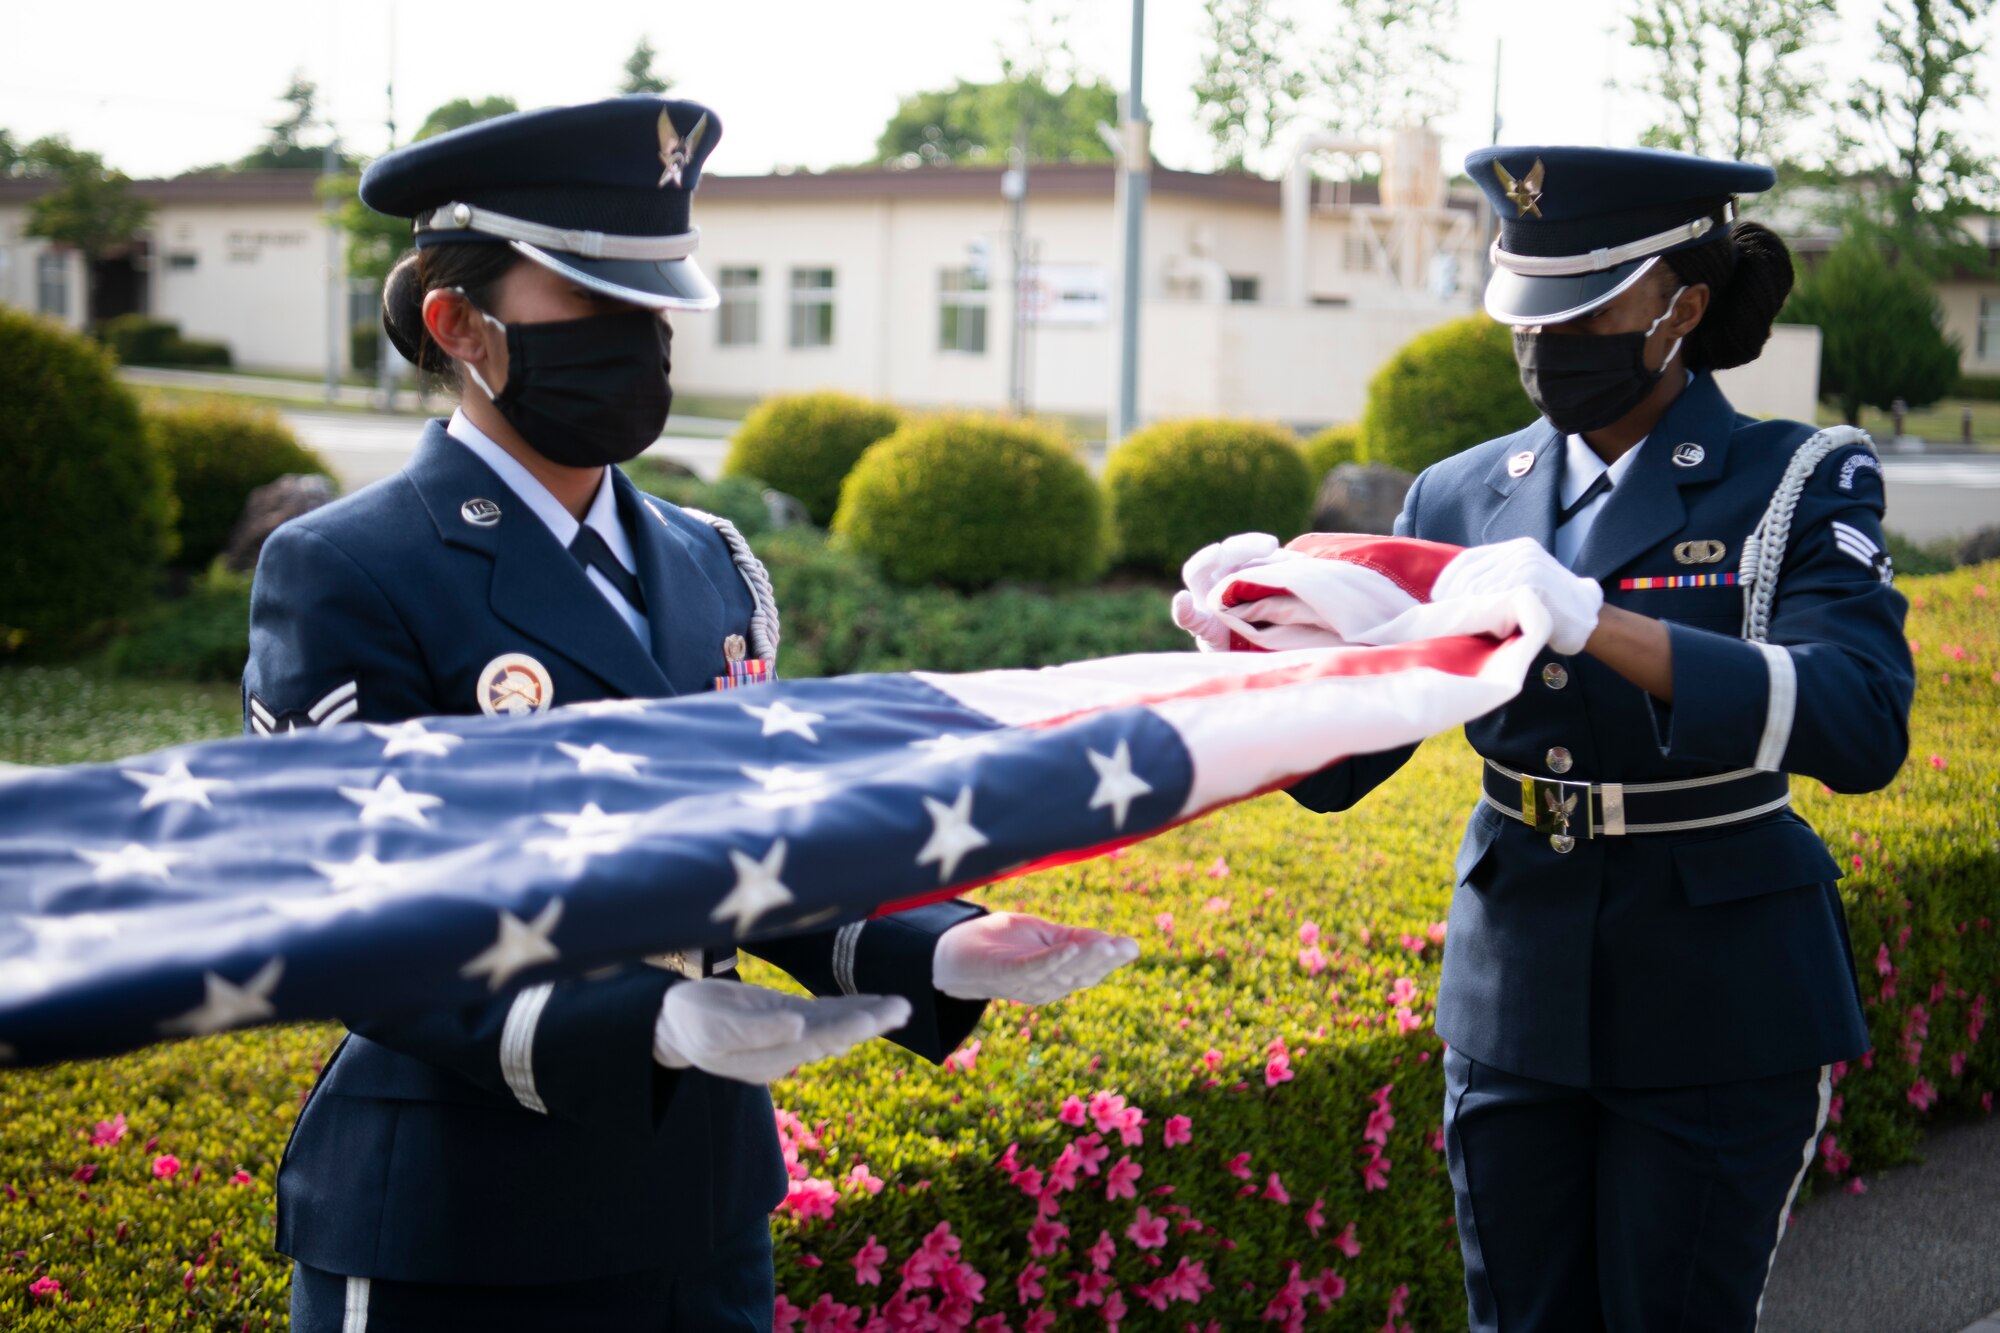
[1360,314,1531,474]
[144,401,331,570]
[0,308,176,654]
[1104,418,1312,576]
[624,462,774,540]
[1304,421,1365,480]
[723,391,902,526]
[94,314,232,369]
[1953,374,2000,402]
[104,566,253,683]
[834,414,1103,588]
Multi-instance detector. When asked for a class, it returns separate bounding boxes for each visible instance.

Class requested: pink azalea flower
[1114,1106,1147,1147]
[1426,921,1447,945]
[1154,912,1175,935]
[151,1154,181,1180]
[1163,1114,1192,1148]
[802,1293,858,1333]
[1071,1272,1113,1307]
[853,1235,888,1286]
[996,1142,1021,1174]
[90,1113,128,1148]
[71,1164,97,1183]
[1102,1287,1128,1325]
[230,1169,252,1186]
[1304,1196,1326,1235]
[1388,977,1419,1006]
[1088,1230,1118,1271]
[1265,1052,1294,1088]
[1828,1094,1844,1125]
[1908,1077,1937,1111]
[846,1163,884,1196]
[782,1176,840,1221]
[1876,943,1894,977]
[1398,933,1426,954]
[798,1253,821,1268]
[944,1039,982,1074]
[1073,1132,1111,1177]
[1385,1281,1410,1322]
[1058,1095,1088,1127]
[1226,1152,1254,1180]
[1205,857,1230,879]
[1126,1205,1169,1249]
[1312,1268,1347,1307]
[1395,1007,1424,1035]
[1200,1049,1223,1071]
[1105,1156,1142,1201]
[1013,1165,1047,1198]
[975,1316,1010,1333]
[1261,1172,1290,1204]
[1024,1310,1056,1333]
[1018,1261,1048,1304]
[1298,945,1328,975]
[29,1276,62,1301]
[1929,754,1947,770]
[1087,1090,1130,1134]
[1298,921,1321,947]
[1027,1220,1070,1257]
[1364,1106,1396,1146]
[1846,1177,1868,1195]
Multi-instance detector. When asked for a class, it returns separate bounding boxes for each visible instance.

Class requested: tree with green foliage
[1627,0,1836,162]
[0,128,22,177]
[1193,0,1306,171]
[619,37,672,94]
[237,71,332,170]
[1311,0,1457,136]
[1782,231,1963,423]
[413,96,520,143]
[872,77,1116,166]
[1845,0,1997,272]
[19,136,152,321]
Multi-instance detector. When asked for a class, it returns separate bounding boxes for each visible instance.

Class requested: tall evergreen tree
[619,38,672,95]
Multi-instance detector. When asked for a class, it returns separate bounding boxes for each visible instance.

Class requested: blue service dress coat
[1290,373,1914,1088]
[244,420,987,1284]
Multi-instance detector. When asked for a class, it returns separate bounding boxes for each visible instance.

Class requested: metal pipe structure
[1110,0,1147,445]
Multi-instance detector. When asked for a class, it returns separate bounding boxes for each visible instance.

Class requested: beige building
[0,171,349,373]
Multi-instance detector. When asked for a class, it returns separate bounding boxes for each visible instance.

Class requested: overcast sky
[1,1,1994,181]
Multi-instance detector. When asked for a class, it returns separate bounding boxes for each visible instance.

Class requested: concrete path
[1759,1113,2000,1333]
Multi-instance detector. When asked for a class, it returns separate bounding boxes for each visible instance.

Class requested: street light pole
[322,132,341,404]
[1110,0,1147,446]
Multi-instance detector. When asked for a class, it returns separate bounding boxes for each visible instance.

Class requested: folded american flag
[0,536,1552,1066]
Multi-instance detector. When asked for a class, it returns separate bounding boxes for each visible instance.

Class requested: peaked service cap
[360,96,723,311]
[1465,145,1775,325]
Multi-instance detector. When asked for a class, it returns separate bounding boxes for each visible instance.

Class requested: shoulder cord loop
[1736,425,1876,643]
[681,507,781,665]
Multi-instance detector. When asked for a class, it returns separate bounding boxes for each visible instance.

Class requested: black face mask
[465,303,673,468]
[1512,286,1685,436]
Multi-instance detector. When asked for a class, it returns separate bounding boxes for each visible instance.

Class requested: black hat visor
[511,240,719,313]
[1483,255,1660,328]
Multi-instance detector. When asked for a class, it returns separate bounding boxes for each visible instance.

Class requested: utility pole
[1477,37,1502,297]
[1109,0,1148,445]
[379,2,405,409]
[322,129,341,403]
[1005,101,1030,415]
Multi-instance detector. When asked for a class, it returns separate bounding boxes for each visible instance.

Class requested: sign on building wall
[1020,264,1108,326]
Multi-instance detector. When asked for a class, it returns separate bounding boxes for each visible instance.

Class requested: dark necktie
[1558,470,1614,525]
[568,525,647,615]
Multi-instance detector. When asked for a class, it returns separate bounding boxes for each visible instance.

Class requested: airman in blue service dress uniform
[244,97,1137,1332]
[1288,147,1914,1329]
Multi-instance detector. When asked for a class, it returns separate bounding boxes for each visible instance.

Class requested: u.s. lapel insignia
[1507,450,1536,478]
[657,109,709,188]
[1673,540,1726,565]
[1493,158,1545,218]
[1671,443,1706,468]
[478,653,554,717]
[461,498,502,528]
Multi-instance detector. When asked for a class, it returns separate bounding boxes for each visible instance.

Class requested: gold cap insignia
[1494,157,1546,218]
[657,109,709,189]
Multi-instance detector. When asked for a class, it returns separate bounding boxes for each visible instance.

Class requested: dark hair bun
[381,250,446,371]
[1669,219,1795,372]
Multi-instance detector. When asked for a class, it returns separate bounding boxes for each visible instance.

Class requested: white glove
[1432,536,1604,655]
[652,980,912,1084]
[1172,532,1284,652]
[932,911,1141,1004]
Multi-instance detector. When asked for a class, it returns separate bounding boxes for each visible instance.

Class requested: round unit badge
[1506,450,1536,478]
[461,498,503,528]
[477,653,554,717]
[1671,443,1706,468]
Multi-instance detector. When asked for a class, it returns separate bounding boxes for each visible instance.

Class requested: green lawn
[1817,397,2000,449]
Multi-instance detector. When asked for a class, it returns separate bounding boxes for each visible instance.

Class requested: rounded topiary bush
[145,400,331,569]
[1359,314,1531,474]
[834,414,1103,589]
[724,391,903,526]
[0,308,175,653]
[1103,418,1313,576]
[1304,421,1365,480]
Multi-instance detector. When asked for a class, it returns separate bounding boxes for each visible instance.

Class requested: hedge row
[1,566,1991,1328]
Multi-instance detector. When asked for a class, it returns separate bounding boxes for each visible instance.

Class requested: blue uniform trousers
[290,1217,774,1333]
[1443,1047,1829,1332]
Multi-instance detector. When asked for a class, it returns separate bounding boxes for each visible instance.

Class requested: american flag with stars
[0,536,1551,1067]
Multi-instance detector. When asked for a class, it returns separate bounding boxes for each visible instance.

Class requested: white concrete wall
[1939,280,2000,374]
[0,208,85,332]
[152,203,345,373]
[1714,323,1821,423]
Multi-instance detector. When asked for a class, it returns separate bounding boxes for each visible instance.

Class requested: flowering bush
[0,566,1994,1328]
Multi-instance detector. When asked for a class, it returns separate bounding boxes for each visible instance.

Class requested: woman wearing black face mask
[1282,147,1913,1329]
[245,97,1136,1333]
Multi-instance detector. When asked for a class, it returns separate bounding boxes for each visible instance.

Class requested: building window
[36,252,67,316]
[788,267,836,349]
[1980,296,2000,363]
[1227,275,1260,303]
[717,267,760,347]
[1342,233,1377,272]
[938,266,988,354]
[166,253,198,271]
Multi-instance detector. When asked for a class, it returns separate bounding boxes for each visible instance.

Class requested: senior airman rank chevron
[0,536,1556,1067]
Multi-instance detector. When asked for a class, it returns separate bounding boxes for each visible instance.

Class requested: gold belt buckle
[1521,777,1596,843]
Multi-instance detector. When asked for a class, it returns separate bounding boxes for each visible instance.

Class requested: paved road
[1760,1113,2000,1333]
[281,407,2000,547]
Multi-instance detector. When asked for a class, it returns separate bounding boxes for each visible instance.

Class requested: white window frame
[937,266,989,355]
[718,266,761,348]
[788,267,836,350]
[1978,295,2000,364]
[36,251,68,316]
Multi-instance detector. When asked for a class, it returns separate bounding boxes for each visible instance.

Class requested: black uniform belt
[642,947,739,980]
[1480,760,1792,838]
